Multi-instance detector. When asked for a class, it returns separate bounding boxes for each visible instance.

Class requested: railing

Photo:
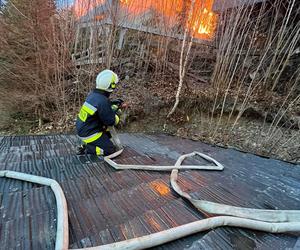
[72,44,106,66]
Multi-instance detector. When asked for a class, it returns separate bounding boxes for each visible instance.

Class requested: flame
[120,0,217,40]
[190,6,217,39]
[74,0,217,39]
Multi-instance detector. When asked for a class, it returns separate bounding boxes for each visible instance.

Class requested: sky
[0,0,74,8]
[56,0,74,8]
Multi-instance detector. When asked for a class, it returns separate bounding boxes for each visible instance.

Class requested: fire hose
[1,149,300,250]
[0,170,69,250]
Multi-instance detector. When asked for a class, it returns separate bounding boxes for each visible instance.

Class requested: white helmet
[96,69,119,92]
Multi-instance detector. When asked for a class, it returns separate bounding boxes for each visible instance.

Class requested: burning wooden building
[72,0,266,66]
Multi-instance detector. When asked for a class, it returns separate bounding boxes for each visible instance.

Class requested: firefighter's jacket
[76,89,119,144]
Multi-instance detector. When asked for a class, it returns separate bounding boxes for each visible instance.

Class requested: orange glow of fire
[150,181,170,196]
[74,0,105,17]
[119,0,217,40]
[120,0,130,4]
[74,0,217,39]
[189,7,217,39]
[147,216,163,231]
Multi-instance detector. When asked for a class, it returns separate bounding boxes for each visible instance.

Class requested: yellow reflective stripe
[78,110,88,122]
[81,132,103,144]
[96,146,103,156]
[78,102,96,122]
[115,115,120,125]
[82,105,95,116]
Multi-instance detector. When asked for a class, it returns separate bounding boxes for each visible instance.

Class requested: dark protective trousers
[85,132,116,156]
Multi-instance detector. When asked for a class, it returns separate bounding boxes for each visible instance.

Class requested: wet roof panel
[0,133,299,249]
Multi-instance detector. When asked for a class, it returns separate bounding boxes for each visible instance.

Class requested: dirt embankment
[2,77,299,163]
[113,78,299,163]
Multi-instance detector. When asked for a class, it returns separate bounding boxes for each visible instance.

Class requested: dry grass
[206,0,300,156]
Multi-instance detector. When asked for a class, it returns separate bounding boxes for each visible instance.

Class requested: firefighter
[76,69,122,156]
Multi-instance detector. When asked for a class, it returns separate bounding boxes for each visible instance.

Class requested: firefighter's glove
[111,105,122,116]
[111,99,124,116]
[111,99,124,107]
[111,104,119,112]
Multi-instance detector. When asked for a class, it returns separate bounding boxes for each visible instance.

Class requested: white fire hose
[1,149,300,250]
[0,170,69,250]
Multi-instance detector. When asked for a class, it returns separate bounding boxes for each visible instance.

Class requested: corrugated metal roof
[0,133,299,249]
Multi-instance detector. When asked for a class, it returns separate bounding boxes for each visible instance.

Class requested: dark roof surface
[0,133,299,249]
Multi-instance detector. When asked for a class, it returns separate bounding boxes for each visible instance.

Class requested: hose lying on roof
[77,149,300,250]
[107,150,300,223]
[0,170,69,250]
[170,155,300,223]
[171,169,300,223]
[78,218,300,250]
[105,149,225,171]
[1,149,300,250]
